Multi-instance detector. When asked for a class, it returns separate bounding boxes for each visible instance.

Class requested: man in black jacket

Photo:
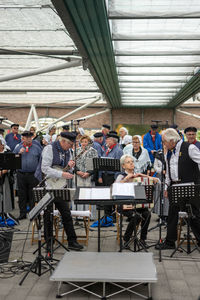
[156,128,200,249]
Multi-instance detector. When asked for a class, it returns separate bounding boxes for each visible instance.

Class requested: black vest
[178,142,200,184]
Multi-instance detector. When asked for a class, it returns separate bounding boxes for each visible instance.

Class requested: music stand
[93,157,121,223]
[168,184,200,257]
[122,185,154,252]
[0,153,21,225]
[19,192,55,286]
[93,157,120,172]
[32,182,70,259]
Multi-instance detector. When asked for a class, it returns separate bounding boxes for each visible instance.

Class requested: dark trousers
[166,203,200,242]
[124,208,151,242]
[17,171,39,215]
[43,197,77,243]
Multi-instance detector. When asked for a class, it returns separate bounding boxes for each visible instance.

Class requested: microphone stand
[148,147,166,262]
[71,119,85,224]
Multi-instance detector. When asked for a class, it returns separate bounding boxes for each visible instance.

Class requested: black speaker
[0,231,13,263]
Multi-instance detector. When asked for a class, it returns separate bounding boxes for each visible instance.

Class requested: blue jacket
[143,131,162,163]
[5,133,21,152]
[14,143,42,172]
[93,141,104,157]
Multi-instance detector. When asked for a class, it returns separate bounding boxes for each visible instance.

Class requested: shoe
[155,240,175,250]
[68,241,84,251]
[140,239,148,248]
[18,214,26,220]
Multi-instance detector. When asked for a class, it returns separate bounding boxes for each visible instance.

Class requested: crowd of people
[1,121,200,251]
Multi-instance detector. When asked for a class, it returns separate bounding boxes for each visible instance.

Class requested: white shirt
[165,140,200,189]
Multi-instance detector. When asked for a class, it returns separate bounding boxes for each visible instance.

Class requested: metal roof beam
[114,51,200,56]
[116,63,199,67]
[0,89,99,93]
[113,36,200,41]
[119,80,186,83]
[0,48,79,56]
[109,16,200,20]
[118,73,191,76]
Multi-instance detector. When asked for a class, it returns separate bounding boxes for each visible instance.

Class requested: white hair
[162,128,181,143]
[120,154,134,165]
[123,135,132,145]
[119,127,128,134]
[58,136,72,144]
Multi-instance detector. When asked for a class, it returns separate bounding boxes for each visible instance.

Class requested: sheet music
[112,183,136,198]
[79,188,92,200]
[79,188,110,200]
[91,188,110,199]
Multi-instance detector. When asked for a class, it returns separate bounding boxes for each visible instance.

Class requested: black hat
[94,132,103,138]
[109,130,117,135]
[106,133,119,142]
[11,123,19,128]
[102,124,110,130]
[21,130,33,137]
[0,128,4,133]
[62,125,70,130]
[60,131,76,142]
[184,126,197,134]
[151,124,158,129]
[170,124,178,129]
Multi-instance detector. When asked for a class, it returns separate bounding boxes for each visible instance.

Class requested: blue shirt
[92,141,104,157]
[14,143,42,172]
[143,131,162,163]
[5,132,21,152]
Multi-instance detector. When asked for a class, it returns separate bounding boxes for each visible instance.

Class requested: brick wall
[0,106,199,130]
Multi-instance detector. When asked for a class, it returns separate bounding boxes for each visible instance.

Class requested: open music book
[79,188,111,200]
[112,182,138,199]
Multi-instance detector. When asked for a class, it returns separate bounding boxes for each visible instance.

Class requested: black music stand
[168,184,200,257]
[19,192,55,286]
[0,153,21,225]
[93,157,121,223]
[32,183,69,259]
[122,185,154,253]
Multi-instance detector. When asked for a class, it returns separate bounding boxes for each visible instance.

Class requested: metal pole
[25,105,33,130]
[176,108,200,120]
[57,108,110,129]
[39,96,101,132]
[0,59,82,83]
[32,105,40,131]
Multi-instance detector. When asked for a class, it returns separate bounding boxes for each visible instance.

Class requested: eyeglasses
[132,141,140,144]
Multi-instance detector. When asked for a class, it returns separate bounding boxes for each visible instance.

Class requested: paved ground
[0,207,200,300]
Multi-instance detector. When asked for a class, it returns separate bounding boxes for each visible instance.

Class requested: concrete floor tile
[168,279,191,296]
[166,269,185,280]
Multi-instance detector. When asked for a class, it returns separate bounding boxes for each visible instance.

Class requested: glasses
[13,127,18,130]
[132,141,140,144]
[124,160,134,164]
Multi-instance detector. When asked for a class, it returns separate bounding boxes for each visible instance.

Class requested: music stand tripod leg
[19,215,55,286]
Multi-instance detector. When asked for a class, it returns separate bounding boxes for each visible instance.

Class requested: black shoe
[68,241,84,251]
[155,240,175,250]
[18,214,26,220]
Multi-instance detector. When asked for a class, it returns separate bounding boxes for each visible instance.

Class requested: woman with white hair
[115,154,158,247]
[43,124,57,144]
[123,135,151,174]
[119,127,128,148]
